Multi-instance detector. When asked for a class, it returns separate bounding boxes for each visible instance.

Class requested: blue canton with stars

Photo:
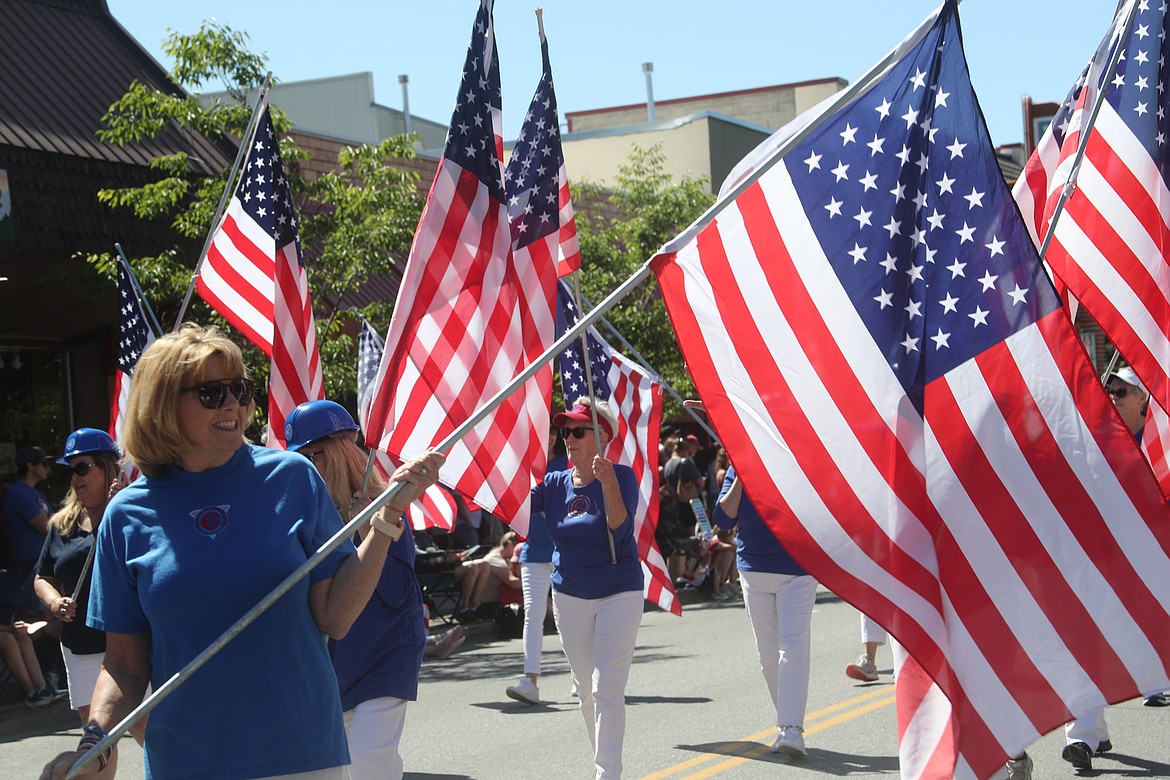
[357,318,385,421]
[784,2,1059,406]
[443,0,505,202]
[555,281,613,405]
[506,37,565,249]
[116,259,151,375]
[236,107,302,261]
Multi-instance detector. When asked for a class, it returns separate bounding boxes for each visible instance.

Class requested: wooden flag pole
[173,72,274,330]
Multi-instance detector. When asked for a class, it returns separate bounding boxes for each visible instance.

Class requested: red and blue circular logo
[191,506,230,539]
[567,495,591,517]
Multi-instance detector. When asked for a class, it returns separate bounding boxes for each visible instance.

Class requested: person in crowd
[845,614,888,683]
[423,624,465,660]
[663,437,704,536]
[706,446,729,513]
[1,622,64,707]
[504,429,566,705]
[4,445,53,596]
[454,532,520,621]
[40,324,443,780]
[34,429,144,775]
[714,462,816,758]
[707,527,739,601]
[285,399,429,780]
[533,398,643,779]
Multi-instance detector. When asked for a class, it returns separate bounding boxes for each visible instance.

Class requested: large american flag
[365,0,552,535]
[505,30,580,279]
[650,3,1170,777]
[109,256,155,478]
[196,104,323,448]
[357,318,457,531]
[1015,1,1170,414]
[555,281,676,614]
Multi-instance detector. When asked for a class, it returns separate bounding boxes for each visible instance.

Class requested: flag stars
[854,207,873,228]
[901,334,920,354]
[985,236,1005,257]
[848,243,869,264]
[964,187,985,209]
[876,98,893,119]
[867,134,886,156]
[832,161,850,181]
[930,328,951,349]
[926,209,945,231]
[955,222,976,243]
[969,306,990,327]
[978,270,998,291]
[905,299,923,319]
[947,258,966,278]
[825,197,844,217]
[902,105,920,128]
[934,89,950,108]
[1008,285,1029,305]
[874,289,894,309]
[937,173,955,194]
[840,123,858,145]
[860,171,879,191]
[881,253,899,274]
[947,138,967,158]
[909,68,927,90]
[940,292,960,313]
[883,216,902,238]
[805,150,823,171]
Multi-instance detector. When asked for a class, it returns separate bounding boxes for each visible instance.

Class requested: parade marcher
[3,445,53,608]
[34,429,144,775]
[845,613,887,683]
[40,324,443,780]
[505,429,566,705]
[532,398,643,779]
[286,400,427,780]
[714,464,816,757]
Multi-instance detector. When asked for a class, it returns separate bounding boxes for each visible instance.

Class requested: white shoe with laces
[771,726,806,757]
[505,676,540,705]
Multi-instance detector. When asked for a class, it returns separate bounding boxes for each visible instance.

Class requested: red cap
[552,404,613,438]
[684,434,702,449]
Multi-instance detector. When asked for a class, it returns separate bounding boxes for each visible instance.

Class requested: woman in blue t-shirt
[532,398,643,780]
[286,400,427,780]
[40,324,443,780]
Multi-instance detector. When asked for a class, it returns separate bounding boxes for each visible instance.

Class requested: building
[0,0,234,484]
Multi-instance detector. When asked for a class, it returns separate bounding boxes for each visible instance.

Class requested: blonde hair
[49,453,119,537]
[123,323,252,477]
[571,396,619,445]
[310,433,388,521]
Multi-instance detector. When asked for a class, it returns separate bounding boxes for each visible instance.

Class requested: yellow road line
[638,687,896,780]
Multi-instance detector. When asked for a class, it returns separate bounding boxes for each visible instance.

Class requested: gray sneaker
[845,654,879,682]
[1005,753,1032,780]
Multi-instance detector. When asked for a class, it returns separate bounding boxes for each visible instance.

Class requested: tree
[572,144,715,422]
[86,21,423,424]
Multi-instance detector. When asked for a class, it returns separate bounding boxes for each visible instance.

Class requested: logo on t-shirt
[191,505,230,539]
[567,495,591,517]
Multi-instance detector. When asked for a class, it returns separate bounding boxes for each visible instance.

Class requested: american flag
[505,29,580,278]
[1014,1,1170,415]
[358,317,457,531]
[556,281,676,614]
[365,0,553,535]
[650,3,1170,777]
[196,104,323,448]
[109,257,155,478]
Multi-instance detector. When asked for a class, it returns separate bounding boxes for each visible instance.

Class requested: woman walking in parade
[34,429,143,777]
[40,323,443,780]
[285,400,427,780]
[532,397,643,779]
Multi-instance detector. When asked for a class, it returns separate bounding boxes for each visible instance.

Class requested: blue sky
[106,1,1119,150]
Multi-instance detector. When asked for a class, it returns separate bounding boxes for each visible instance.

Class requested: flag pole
[114,244,164,338]
[579,291,719,443]
[173,72,274,330]
[571,272,618,564]
[1033,0,1138,278]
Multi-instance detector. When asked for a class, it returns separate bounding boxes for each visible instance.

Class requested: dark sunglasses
[560,427,590,440]
[69,462,99,477]
[181,378,255,409]
[1106,385,1132,399]
[300,450,322,463]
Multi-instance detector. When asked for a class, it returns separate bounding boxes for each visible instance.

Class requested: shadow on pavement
[673,741,900,774]
[1090,751,1170,776]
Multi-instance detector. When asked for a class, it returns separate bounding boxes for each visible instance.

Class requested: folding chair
[417,571,462,626]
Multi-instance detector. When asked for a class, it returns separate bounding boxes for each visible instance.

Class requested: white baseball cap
[1106,366,1148,396]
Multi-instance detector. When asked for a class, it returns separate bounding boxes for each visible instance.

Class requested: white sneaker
[845,654,879,682]
[771,726,806,757]
[505,676,540,705]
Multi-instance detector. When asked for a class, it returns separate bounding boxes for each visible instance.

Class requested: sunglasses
[560,427,591,440]
[300,450,322,464]
[181,378,255,409]
[1106,385,1133,399]
[69,462,99,477]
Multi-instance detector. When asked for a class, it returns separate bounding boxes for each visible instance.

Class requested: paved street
[3,587,1169,778]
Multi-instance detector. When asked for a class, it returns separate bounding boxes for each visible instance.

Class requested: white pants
[553,589,643,780]
[520,561,554,676]
[860,613,887,645]
[740,570,817,728]
[61,646,104,710]
[343,696,408,780]
[1065,707,1109,751]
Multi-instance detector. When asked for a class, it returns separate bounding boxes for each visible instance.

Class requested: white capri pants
[861,613,888,645]
[61,645,104,710]
[740,570,818,729]
[553,588,643,780]
[343,696,409,780]
[520,561,554,675]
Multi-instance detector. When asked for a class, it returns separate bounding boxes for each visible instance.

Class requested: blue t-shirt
[330,524,425,711]
[3,481,50,564]
[89,445,355,780]
[520,454,568,565]
[712,467,807,576]
[531,466,644,599]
